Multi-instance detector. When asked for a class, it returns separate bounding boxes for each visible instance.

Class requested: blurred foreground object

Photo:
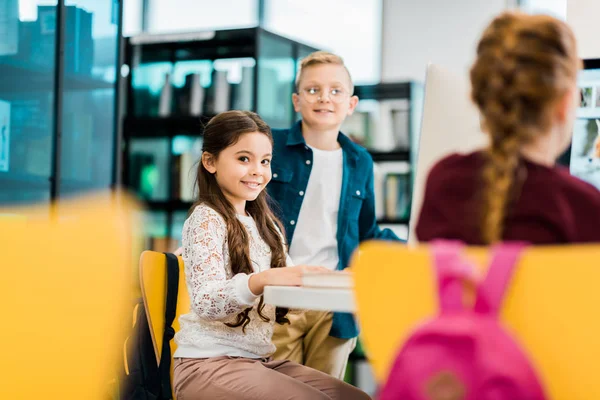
[0,192,142,399]
[352,241,600,400]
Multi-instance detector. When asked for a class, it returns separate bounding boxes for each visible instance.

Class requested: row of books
[341,99,411,152]
[131,65,294,124]
[133,67,254,118]
[374,169,412,221]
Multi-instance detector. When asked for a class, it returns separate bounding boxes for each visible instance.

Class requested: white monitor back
[408,64,488,244]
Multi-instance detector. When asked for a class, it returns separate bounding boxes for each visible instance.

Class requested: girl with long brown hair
[417,11,600,244]
[172,110,370,399]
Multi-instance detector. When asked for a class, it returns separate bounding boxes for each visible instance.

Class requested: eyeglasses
[298,87,350,104]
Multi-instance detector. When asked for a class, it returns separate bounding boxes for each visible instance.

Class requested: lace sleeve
[182,205,257,321]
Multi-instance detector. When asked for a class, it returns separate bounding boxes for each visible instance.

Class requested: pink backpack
[379,241,546,400]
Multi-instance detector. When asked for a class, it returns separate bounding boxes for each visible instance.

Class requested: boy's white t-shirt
[288,145,343,271]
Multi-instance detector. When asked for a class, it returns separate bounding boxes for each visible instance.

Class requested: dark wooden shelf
[124,116,212,137]
[354,82,412,101]
[368,149,410,162]
[145,200,194,212]
[377,217,409,225]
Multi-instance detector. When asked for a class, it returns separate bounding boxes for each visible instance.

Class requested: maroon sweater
[416,151,600,244]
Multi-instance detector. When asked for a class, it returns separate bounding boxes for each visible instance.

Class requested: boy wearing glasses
[268,51,401,379]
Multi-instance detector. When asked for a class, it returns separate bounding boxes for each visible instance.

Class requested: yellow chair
[1,192,141,399]
[139,251,190,380]
[352,241,600,400]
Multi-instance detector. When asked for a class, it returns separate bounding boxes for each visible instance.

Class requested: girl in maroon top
[416,11,600,245]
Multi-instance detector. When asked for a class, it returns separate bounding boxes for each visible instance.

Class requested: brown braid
[469,11,580,243]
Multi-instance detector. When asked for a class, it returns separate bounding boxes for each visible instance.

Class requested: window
[263,0,382,84]
[520,0,567,20]
[146,0,258,33]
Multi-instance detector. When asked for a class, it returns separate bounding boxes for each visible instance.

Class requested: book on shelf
[384,173,411,221]
[204,69,231,115]
[179,147,200,202]
[373,163,384,219]
[302,270,353,289]
[158,72,173,117]
[231,66,254,111]
[176,73,204,116]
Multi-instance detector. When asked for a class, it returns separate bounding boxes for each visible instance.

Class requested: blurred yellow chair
[1,192,141,399]
[139,251,189,378]
[352,241,600,400]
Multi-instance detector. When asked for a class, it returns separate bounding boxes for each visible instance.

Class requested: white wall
[567,0,600,59]
[381,0,509,82]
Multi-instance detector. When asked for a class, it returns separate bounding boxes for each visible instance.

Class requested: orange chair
[352,241,600,400]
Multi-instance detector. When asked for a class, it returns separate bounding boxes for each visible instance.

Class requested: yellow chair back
[1,192,141,399]
[352,241,600,400]
[139,250,190,365]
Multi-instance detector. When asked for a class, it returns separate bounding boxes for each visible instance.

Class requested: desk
[263,286,356,313]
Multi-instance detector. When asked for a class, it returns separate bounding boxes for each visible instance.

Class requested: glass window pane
[0,0,57,205]
[59,0,120,196]
[147,0,258,33]
[264,0,382,84]
[257,32,294,129]
[520,0,567,19]
[0,186,51,205]
[123,0,142,36]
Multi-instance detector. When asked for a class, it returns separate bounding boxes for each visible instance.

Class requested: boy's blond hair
[295,51,354,94]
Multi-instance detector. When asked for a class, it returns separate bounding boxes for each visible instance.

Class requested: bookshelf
[121,27,319,251]
[345,82,424,238]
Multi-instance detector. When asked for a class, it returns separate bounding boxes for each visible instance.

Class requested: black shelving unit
[123,115,212,137]
[369,149,410,163]
[122,27,319,249]
[350,82,424,230]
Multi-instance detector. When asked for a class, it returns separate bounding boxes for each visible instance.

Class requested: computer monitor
[563,58,600,190]
[407,63,486,244]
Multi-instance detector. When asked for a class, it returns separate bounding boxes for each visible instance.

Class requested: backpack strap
[158,252,180,399]
[432,240,478,313]
[474,242,527,316]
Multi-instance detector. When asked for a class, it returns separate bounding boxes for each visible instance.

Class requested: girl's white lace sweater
[173,203,288,359]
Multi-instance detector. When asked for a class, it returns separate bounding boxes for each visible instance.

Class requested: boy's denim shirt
[268,121,404,339]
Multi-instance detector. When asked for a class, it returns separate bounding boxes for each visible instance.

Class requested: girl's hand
[248,265,329,295]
